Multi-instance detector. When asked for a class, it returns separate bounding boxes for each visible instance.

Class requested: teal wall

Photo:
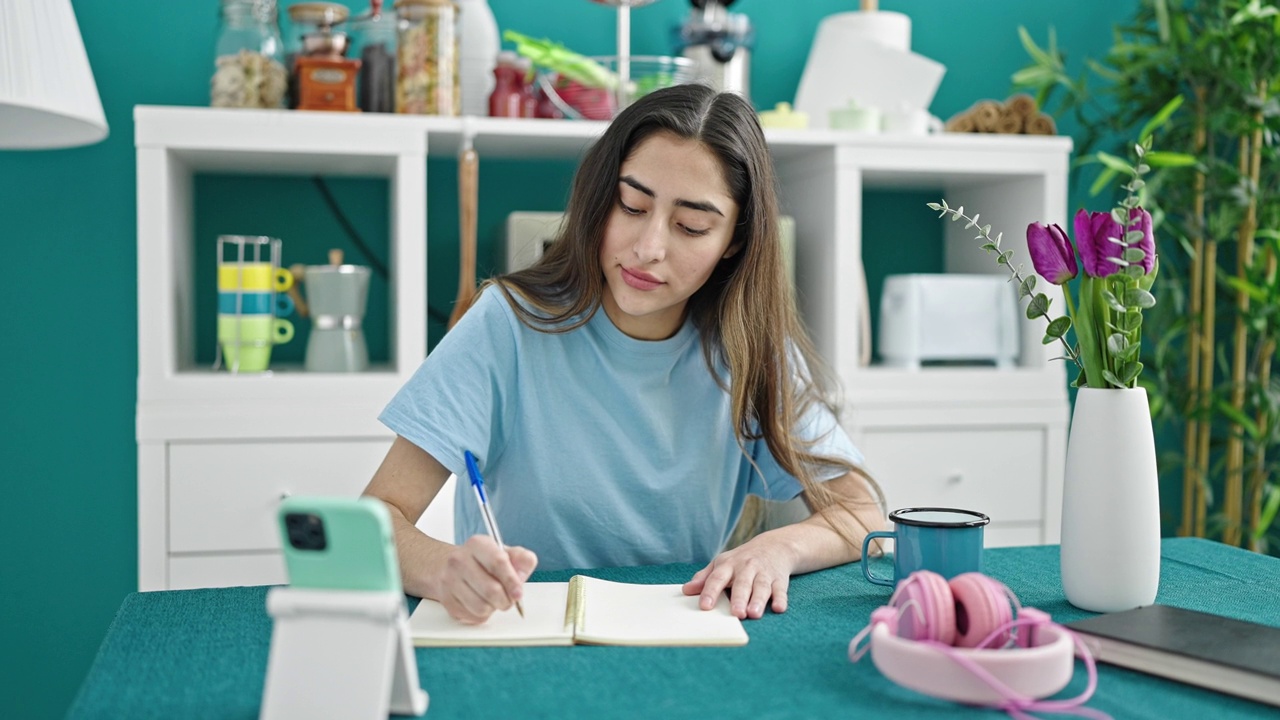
[0,1,1135,717]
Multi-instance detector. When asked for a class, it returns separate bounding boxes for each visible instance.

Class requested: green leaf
[1121,361,1142,384]
[1125,288,1157,308]
[1255,487,1280,540]
[1107,332,1128,356]
[1111,208,1129,225]
[1102,369,1126,388]
[1026,293,1051,319]
[1089,167,1120,197]
[1096,151,1136,176]
[1214,399,1261,439]
[1102,289,1126,313]
[966,213,980,229]
[1123,247,1147,263]
[927,202,942,211]
[1143,151,1198,168]
[999,250,1015,265]
[1224,275,1267,302]
[1137,95,1184,142]
[1012,66,1057,87]
[981,242,998,253]
[1125,230,1146,244]
[1124,310,1143,332]
[1020,276,1037,299]
[1018,26,1056,67]
[1045,315,1072,339]
[1126,264,1147,279]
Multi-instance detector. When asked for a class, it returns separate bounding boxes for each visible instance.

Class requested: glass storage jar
[394,0,460,116]
[211,0,288,108]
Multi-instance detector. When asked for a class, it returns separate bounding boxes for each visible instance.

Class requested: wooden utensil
[448,141,479,329]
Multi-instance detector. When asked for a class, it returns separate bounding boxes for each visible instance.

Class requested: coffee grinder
[291,249,371,372]
[675,0,753,99]
[288,2,361,112]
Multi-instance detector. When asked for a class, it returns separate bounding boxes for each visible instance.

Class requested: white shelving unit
[135,106,1071,590]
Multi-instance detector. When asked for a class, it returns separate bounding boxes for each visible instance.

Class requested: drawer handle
[946,473,964,485]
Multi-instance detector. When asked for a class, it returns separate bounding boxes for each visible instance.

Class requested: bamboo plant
[1013,0,1280,553]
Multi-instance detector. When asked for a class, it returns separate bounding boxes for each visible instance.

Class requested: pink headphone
[849,571,1110,720]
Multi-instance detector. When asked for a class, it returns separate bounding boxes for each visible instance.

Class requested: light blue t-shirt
[379,288,862,571]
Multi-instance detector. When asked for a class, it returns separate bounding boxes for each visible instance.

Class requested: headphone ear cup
[949,572,1015,648]
[894,570,955,645]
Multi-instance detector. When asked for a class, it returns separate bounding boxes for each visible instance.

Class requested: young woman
[362,83,885,625]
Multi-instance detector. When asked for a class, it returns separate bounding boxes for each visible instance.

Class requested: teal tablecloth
[69,538,1279,719]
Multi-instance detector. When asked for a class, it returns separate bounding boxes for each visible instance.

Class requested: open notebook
[409,576,749,647]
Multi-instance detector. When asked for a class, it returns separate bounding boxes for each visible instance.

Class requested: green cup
[218,315,294,372]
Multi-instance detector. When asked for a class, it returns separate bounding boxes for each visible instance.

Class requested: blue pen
[464,450,524,618]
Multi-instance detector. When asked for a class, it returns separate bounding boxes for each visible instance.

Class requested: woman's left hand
[682,534,799,620]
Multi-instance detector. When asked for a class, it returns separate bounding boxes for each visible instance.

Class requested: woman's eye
[619,201,644,215]
[681,225,710,237]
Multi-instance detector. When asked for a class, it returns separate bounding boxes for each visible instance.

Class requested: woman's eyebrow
[619,175,724,217]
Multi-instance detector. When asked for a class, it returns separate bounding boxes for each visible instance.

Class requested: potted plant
[931,135,1169,612]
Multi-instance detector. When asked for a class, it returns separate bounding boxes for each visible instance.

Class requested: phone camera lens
[285,512,327,551]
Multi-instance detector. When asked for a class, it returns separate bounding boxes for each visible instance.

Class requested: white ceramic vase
[1060,387,1161,612]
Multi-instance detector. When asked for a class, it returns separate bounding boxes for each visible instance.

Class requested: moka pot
[303,261,371,372]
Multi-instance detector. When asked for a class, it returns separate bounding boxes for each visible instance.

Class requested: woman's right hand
[431,535,538,624]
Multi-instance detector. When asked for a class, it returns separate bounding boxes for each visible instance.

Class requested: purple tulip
[1074,209,1124,278]
[1026,222,1078,284]
[1074,208,1156,277]
[1128,207,1156,274]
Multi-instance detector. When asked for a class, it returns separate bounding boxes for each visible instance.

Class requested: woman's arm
[361,435,537,622]
[682,471,884,620]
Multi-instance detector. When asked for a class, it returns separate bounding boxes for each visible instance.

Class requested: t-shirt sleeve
[745,399,864,502]
[378,288,518,479]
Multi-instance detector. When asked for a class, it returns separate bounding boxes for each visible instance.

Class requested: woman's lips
[621,267,663,291]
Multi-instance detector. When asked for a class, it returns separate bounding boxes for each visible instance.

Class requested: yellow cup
[218,263,293,292]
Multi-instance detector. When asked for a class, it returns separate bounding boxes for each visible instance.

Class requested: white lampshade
[0,0,108,149]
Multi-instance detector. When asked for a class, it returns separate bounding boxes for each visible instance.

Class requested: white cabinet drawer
[168,552,286,590]
[168,439,391,553]
[859,427,1045,524]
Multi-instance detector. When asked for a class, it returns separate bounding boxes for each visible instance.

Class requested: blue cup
[861,507,990,587]
[218,291,294,317]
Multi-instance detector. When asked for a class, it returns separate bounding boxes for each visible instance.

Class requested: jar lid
[288,2,350,25]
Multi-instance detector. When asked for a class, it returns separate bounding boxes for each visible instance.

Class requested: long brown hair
[491,84,881,545]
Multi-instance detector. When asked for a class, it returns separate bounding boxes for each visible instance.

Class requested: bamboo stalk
[1196,211,1217,537]
[1250,334,1274,551]
[1181,88,1208,538]
[1246,79,1270,551]
[1224,135,1252,547]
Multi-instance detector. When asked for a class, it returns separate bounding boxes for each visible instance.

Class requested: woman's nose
[633,219,667,263]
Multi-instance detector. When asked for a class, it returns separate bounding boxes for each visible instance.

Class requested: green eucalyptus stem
[926,202,1085,375]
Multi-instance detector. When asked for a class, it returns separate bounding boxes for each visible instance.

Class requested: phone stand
[260,588,429,720]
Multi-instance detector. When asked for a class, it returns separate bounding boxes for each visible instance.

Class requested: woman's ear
[722,241,744,261]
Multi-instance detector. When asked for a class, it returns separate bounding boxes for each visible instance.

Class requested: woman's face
[598,131,741,340]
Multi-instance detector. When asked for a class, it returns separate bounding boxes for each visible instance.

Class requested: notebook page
[573,578,748,647]
[409,581,574,647]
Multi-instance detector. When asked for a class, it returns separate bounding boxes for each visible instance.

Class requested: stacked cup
[217,259,296,372]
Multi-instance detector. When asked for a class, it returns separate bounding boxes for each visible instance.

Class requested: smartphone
[278,496,402,593]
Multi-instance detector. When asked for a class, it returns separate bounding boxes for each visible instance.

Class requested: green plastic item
[278,496,402,593]
[503,30,616,89]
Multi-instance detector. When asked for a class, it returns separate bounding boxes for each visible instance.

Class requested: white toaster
[878,274,1020,369]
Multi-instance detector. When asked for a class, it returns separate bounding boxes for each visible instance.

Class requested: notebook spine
[565,575,587,634]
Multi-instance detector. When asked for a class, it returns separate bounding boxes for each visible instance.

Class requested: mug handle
[272,318,295,344]
[275,292,295,317]
[272,267,294,293]
[861,530,896,587]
